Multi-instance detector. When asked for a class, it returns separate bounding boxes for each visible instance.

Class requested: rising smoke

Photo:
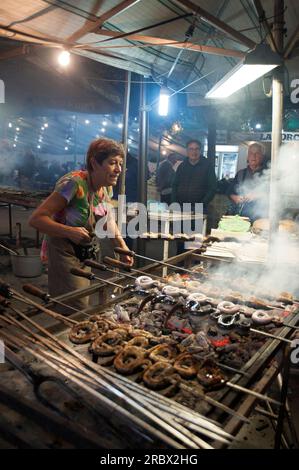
[207,142,299,297]
[0,139,19,184]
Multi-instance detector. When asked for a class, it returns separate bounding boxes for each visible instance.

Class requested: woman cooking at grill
[29,138,133,309]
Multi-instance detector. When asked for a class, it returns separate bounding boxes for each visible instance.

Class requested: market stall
[0,248,298,449]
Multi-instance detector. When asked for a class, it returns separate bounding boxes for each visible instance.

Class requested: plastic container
[10,253,43,277]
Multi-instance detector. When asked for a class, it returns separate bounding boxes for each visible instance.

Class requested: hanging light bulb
[58,50,71,67]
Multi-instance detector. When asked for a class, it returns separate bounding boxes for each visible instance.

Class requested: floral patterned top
[54,170,112,228]
[40,171,112,263]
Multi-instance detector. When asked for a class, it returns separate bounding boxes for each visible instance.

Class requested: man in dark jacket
[172,139,217,213]
[113,152,138,203]
[156,152,181,205]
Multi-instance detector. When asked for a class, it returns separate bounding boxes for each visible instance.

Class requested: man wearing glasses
[228,142,269,221]
[172,139,217,213]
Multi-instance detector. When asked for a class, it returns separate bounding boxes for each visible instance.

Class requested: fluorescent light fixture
[206,44,282,99]
[158,87,170,116]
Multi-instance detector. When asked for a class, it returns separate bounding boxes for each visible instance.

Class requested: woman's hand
[119,253,134,266]
[67,227,91,245]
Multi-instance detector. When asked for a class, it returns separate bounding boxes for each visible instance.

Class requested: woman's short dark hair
[86,138,125,172]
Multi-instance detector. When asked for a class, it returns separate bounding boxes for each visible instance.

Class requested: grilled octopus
[89,329,127,357]
[142,361,175,390]
[148,343,178,363]
[173,353,198,379]
[69,321,98,344]
[114,346,149,375]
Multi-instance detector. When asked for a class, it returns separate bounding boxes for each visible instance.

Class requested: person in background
[113,152,141,250]
[172,140,217,253]
[172,139,217,212]
[156,152,181,205]
[113,152,138,203]
[228,142,269,222]
[29,138,133,309]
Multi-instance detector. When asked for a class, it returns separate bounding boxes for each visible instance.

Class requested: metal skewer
[103,256,165,282]
[84,259,139,281]
[275,322,299,330]
[22,284,79,313]
[177,382,250,423]
[226,381,282,406]
[70,267,124,289]
[250,327,294,344]
[113,247,202,276]
[0,278,76,326]
[0,242,19,256]
[0,315,223,448]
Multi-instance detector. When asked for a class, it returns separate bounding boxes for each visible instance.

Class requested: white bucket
[10,253,43,278]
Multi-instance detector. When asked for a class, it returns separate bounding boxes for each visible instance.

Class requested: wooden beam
[94,29,245,58]
[284,24,299,59]
[67,0,140,42]
[0,25,64,47]
[174,0,256,49]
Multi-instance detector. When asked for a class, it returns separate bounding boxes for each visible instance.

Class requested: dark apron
[47,192,100,309]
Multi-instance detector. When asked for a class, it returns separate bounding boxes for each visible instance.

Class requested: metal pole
[74,115,78,167]
[120,71,131,196]
[274,344,291,449]
[269,0,284,249]
[207,107,216,169]
[137,76,148,260]
[137,76,148,205]
[118,71,131,237]
[156,134,163,175]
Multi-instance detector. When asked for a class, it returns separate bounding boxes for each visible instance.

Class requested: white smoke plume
[0,139,19,184]
[204,142,299,298]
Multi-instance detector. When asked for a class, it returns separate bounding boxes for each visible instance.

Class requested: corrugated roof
[0,0,298,104]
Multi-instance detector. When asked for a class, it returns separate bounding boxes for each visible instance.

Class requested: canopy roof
[0,0,298,107]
